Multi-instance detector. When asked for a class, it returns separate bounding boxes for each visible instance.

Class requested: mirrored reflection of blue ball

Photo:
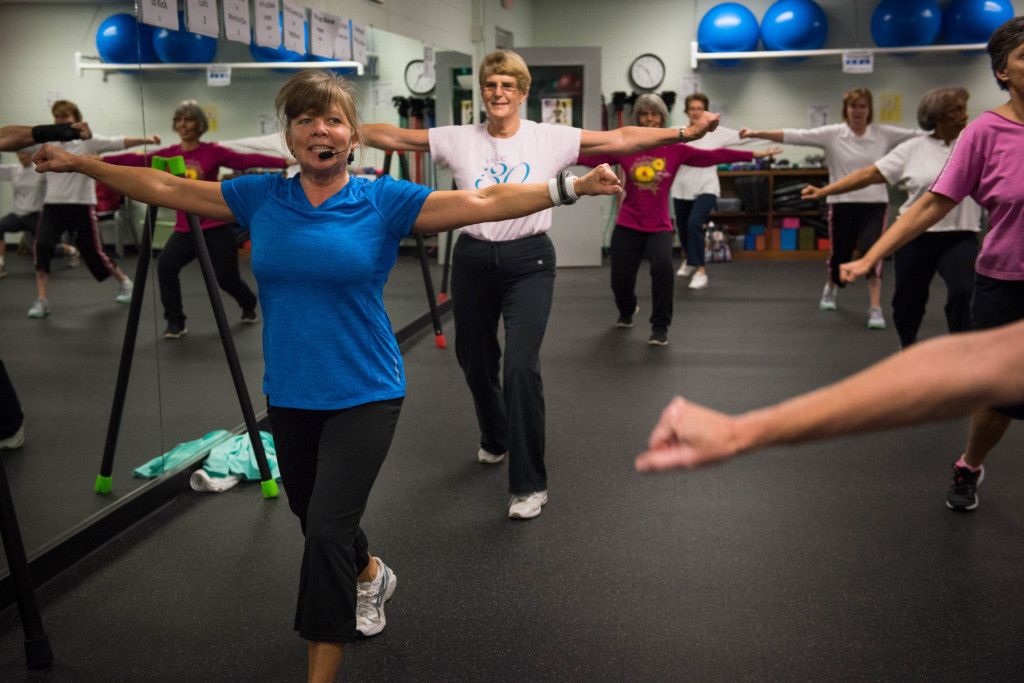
[870,0,942,48]
[761,0,828,52]
[96,13,158,64]
[942,0,1014,44]
[153,13,218,64]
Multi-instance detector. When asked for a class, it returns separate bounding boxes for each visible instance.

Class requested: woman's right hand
[575,163,621,197]
[801,184,826,200]
[738,127,756,139]
[839,258,871,284]
[32,144,78,174]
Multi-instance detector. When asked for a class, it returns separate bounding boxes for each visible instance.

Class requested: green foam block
[94,474,112,494]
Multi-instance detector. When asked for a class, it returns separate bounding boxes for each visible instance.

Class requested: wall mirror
[0,0,457,579]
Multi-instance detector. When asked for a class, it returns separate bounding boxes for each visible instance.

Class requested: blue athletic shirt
[221,173,433,410]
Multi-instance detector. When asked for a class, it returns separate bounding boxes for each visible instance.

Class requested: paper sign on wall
[424,44,435,83]
[222,0,252,44]
[254,0,281,48]
[351,22,368,65]
[678,76,702,96]
[186,0,220,38]
[879,94,902,122]
[138,0,179,30]
[310,11,340,59]
[843,50,874,73]
[809,104,829,127]
[282,1,306,54]
[208,66,231,87]
[334,18,352,61]
[373,82,394,108]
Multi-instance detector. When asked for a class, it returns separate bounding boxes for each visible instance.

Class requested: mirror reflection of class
[0,2,466,581]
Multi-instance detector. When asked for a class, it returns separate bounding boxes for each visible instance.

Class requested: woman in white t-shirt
[741,88,920,329]
[803,87,979,348]
[361,50,719,519]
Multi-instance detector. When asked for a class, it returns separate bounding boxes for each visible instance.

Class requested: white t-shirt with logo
[429,120,581,242]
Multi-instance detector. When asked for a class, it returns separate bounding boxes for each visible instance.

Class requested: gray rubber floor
[2,259,1023,681]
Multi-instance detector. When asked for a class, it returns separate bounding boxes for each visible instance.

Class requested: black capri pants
[268,396,403,643]
[971,274,1024,420]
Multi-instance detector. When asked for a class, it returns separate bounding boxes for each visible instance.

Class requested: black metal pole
[95,203,158,494]
[395,152,446,348]
[0,457,53,669]
[183,214,277,498]
[438,181,456,302]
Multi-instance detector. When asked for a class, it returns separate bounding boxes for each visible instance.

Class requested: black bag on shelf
[735,175,769,212]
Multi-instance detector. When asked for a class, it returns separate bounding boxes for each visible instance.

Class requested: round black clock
[629,53,665,91]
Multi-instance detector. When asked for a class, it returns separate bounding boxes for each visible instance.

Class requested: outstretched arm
[636,319,1024,472]
[802,164,885,200]
[33,143,234,222]
[123,134,161,149]
[412,163,620,234]
[0,122,92,151]
[839,191,956,283]
[579,111,720,155]
[738,128,785,143]
[361,124,431,153]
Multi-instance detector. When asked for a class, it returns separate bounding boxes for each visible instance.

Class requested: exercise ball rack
[689,40,987,69]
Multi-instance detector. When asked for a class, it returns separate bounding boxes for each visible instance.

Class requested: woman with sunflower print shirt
[578,94,778,345]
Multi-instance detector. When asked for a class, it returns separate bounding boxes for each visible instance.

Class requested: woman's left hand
[574,163,621,197]
[146,134,162,145]
[753,146,782,159]
[32,144,78,173]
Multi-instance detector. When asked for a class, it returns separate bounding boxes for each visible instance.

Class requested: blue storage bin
[744,234,757,250]
[780,228,797,250]
[748,224,765,235]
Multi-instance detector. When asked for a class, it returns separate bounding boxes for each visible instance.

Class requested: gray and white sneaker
[0,425,24,451]
[478,447,506,464]
[819,284,837,310]
[116,279,133,304]
[508,490,547,519]
[356,558,396,637]
[867,306,886,329]
[677,264,697,277]
[27,298,50,318]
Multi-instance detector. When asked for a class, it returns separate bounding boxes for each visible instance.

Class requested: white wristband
[548,178,563,206]
[563,172,579,202]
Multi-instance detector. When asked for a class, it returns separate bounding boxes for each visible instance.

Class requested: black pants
[34,204,118,280]
[609,225,675,331]
[157,224,257,325]
[0,211,40,240]
[892,230,978,347]
[451,233,554,495]
[827,203,887,287]
[0,360,23,439]
[971,275,1024,420]
[268,397,403,643]
[674,194,717,267]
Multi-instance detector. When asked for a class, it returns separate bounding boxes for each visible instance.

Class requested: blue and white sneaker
[356,557,396,637]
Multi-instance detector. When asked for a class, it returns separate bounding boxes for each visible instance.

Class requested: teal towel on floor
[203,431,280,481]
[133,430,232,478]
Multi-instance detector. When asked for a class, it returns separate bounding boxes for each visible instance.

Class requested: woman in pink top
[105,101,288,339]
[841,16,1024,514]
[578,94,778,346]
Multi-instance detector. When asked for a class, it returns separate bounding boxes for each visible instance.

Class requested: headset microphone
[318,145,353,161]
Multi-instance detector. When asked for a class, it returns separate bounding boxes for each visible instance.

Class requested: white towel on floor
[190,469,243,493]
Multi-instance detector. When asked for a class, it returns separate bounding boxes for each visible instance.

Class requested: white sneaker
[819,284,837,310]
[677,264,697,277]
[355,558,396,637]
[508,490,548,519]
[66,245,80,268]
[116,279,133,304]
[27,298,49,318]
[0,264,7,279]
[867,306,886,329]
[0,425,24,450]
[688,271,709,289]
[478,447,506,464]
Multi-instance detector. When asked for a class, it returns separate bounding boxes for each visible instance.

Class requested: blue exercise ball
[761,0,828,52]
[870,0,942,48]
[152,13,218,64]
[96,13,158,64]
[698,3,761,53]
[250,15,307,62]
[943,0,1014,44]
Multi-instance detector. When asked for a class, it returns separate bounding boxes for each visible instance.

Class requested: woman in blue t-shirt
[33,69,619,683]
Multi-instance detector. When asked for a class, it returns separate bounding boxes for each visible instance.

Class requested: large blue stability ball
[152,13,218,64]
[96,13,157,64]
[698,3,761,54]
[943,0,1014,44]
[870,0,942,48]
[760,0,828,52]
[250,16,307,62]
